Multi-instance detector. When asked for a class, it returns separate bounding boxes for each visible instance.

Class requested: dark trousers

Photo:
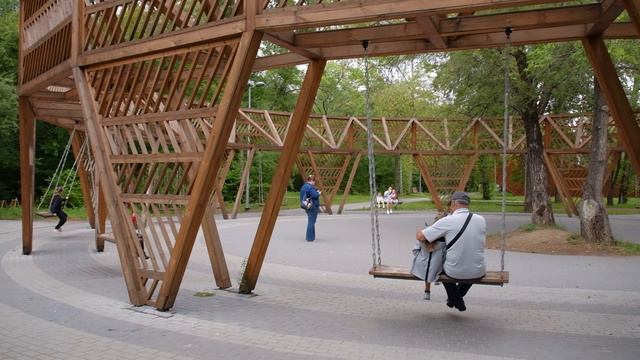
[55,210,67,229]
[443,282,473,305]
[305,207,319,241]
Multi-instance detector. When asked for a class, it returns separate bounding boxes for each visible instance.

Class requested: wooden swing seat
[35,211,56,218]
[369,265,509,286]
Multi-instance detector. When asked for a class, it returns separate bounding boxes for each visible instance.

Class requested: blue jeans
[305,207,319,241]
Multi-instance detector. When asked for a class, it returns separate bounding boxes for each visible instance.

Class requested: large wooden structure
[18,0,640,310]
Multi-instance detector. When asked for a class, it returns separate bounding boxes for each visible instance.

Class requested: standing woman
[50,187,68,232]
[300,175,321,241]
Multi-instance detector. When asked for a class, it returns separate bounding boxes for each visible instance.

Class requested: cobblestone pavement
[1,213,639,360]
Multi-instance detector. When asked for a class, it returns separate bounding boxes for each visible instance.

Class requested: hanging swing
[365,29,513,286]
[35,129,84,218]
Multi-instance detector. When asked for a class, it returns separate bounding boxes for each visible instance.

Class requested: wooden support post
[413,154,444,211]
[74,68,146,305]
[337,152,361,214]
[239,59,326,294]
[582,36,640,178]
[623,0,640,35]
[155,31,263,311]
[202,207,232,289]
[19,97,35,255]
[96,183,107,252]
[70,132,96,229]
[544,152,578,217]
[232,148,255,219]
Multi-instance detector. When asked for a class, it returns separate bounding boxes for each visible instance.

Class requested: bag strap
[445,212,473,250]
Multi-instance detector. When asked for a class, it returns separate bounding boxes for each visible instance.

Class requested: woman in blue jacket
[300,175,321,241]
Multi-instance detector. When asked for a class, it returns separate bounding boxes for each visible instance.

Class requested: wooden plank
[582,35,640,177]
[369,265,509,285]
[19,97,36,255]
[239,59,326,294]
[155,31,263,311]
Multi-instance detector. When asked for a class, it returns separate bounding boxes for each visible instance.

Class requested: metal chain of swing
[362,40,382,267]
[37,128,77,210]
[361,30,511,272]
[500,28,512,273]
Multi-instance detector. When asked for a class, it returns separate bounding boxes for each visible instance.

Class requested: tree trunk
[522,113,555,224]
[579,79,614,244]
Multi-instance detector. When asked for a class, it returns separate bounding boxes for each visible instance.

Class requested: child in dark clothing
[50,187,68,232]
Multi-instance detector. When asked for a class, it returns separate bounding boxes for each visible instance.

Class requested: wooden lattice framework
[18,0,640,310]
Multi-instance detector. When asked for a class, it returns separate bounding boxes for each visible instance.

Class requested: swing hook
[504,27,512,39]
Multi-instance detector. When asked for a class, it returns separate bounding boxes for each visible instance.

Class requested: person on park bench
[415,191,486,311]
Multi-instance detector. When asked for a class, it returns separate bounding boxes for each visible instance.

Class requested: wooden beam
[74,67,146,305]
[264,33,320,59]
[19,60,72,96]
[256,0,564,31]
[70,131,96,229]
[415,16,447,49]
[293,5,602,48]
[202,207,232,289]
[582,36,640,177]
[624,0,640,35]
[252,52,309,71]
[155,31,263,311]
[79,18,246,68]
[587,0,626,36]
[96,183,107,252]
[239,58,326,294]
[19,97,36,255]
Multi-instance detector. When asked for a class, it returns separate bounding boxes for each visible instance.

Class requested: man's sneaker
[446,299,455,308]
[423,291,431,301]
[54,228,62,233]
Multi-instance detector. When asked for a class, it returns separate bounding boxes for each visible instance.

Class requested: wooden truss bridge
[18,0,640,310]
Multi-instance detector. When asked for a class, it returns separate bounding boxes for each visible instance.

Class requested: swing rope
[500,28,512,273]
[37,128,77,210]
[362,40,382,267]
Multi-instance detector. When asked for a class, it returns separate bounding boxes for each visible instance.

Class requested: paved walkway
[0,212,639,360]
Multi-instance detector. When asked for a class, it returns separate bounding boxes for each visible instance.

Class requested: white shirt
[421,208,486,279]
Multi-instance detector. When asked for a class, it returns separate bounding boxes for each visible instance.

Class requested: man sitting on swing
[415,191,486,311]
